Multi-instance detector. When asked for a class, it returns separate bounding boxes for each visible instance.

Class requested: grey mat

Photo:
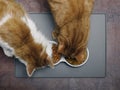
[15,13,106,77]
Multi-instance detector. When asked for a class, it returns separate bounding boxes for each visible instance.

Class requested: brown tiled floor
[0,0,120,90]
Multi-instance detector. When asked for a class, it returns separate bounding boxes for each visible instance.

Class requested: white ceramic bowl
[54,48,89,67]
[48,41,89,68]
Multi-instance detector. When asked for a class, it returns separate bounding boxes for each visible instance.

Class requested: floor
[0,0,120,90]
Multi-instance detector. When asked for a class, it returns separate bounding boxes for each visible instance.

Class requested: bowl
[54,48,89,67]
[47,41,89,68]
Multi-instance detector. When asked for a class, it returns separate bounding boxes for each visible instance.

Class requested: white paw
[3,49,13,57]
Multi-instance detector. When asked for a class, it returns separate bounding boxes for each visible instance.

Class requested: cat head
[18,44,54,77]
[26,54,53,77]
[13,27,54,77]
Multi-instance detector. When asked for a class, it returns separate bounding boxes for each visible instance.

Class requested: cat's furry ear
[75,53,83,62]
[75,51,86,62]
[26,64,36,77]
[58,43,65,54]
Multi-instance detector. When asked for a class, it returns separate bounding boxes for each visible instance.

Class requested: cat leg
[3,48,13,57]
[0,38,14,57]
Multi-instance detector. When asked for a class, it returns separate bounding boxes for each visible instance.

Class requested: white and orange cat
[0,0,54,77]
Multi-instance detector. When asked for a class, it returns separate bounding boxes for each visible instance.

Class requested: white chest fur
[0,37,14,57]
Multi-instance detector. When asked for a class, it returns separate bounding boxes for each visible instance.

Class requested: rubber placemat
[15,13,106,77]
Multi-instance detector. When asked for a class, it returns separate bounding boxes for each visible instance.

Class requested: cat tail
[26,64,36,77]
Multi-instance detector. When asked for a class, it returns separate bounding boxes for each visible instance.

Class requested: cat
[0,0,54,77]
[48,0,94,63]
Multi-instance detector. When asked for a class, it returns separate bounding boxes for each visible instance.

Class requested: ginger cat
[0,0,53,77]
[48,0,94,63]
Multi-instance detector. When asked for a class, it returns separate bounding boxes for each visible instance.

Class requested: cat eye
[54,48,89,67]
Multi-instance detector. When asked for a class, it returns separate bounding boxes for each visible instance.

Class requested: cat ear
[75,53,85,62]
[26,64,36,77]
[58,44,65,54]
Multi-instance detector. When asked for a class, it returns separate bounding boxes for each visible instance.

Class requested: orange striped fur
[48,0,94,62]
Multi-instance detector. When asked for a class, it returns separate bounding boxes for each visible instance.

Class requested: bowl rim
[53,48,89,68]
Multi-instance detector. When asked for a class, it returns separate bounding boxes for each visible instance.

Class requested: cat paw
[3,49,13,57]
